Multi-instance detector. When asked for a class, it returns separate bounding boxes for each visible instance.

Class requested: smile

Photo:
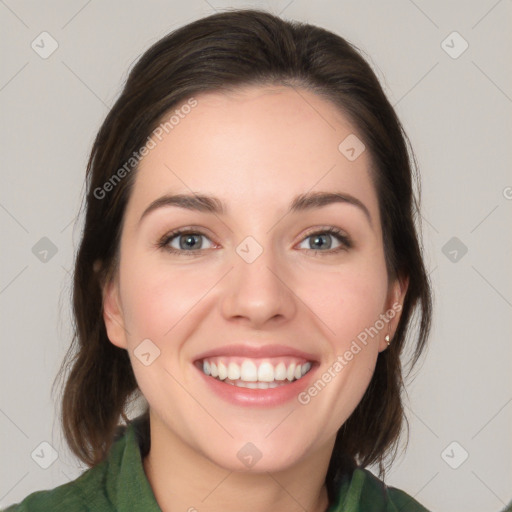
[199,356,313,389]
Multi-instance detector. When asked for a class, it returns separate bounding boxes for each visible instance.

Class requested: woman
[4,9,433,512]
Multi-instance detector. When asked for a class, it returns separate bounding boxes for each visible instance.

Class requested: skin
[103,84,407,512]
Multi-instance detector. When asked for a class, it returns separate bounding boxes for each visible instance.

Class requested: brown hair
[54,8,432,502]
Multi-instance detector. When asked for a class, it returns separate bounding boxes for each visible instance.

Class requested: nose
[220,239,297,328]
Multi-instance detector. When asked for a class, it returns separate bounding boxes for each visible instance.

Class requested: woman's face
[103,85,406,472]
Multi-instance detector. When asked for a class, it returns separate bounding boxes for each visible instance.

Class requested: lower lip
[194,363,317,407]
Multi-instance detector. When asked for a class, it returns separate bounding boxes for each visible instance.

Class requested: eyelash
[157,227,353,256]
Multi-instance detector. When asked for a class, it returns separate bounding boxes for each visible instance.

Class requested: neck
[141,411,333,512]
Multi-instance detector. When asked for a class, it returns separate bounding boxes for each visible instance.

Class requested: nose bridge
[236,234,279,286]
[220,232,295,325]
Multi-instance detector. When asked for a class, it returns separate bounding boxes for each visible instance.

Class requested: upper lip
[194,343,319,362]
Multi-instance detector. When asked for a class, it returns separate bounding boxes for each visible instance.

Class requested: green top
[3,418,430,512]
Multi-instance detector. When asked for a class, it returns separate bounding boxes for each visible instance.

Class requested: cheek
[119,238,389,352]
[118,255,214,341]
[300,259,389,345]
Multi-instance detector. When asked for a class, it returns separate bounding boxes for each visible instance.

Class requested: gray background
[1,1,511,511]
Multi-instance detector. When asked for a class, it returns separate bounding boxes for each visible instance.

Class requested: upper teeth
[202,357,312,383]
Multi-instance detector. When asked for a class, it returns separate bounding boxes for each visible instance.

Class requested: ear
[102,275,128,349]
[378,274,409,352]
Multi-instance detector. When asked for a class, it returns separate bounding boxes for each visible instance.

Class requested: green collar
[4,416,429,511]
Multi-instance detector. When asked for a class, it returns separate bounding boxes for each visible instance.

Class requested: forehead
[127,84,378,221]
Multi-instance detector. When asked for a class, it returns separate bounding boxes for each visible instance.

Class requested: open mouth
[195,356,314,389]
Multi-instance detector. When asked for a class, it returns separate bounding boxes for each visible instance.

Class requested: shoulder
[357,468,431,511]
[329,466,431,511]
[2,426,130,512]
[1,467,105,512]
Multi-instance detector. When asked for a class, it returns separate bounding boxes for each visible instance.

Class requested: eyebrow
[139,191,372,227]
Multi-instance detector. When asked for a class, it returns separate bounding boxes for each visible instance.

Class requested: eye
[158,229,215,255]
[297,227,352,253]
[157,226,352,256]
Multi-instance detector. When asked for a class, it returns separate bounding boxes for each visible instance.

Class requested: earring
[385,334,391,346]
